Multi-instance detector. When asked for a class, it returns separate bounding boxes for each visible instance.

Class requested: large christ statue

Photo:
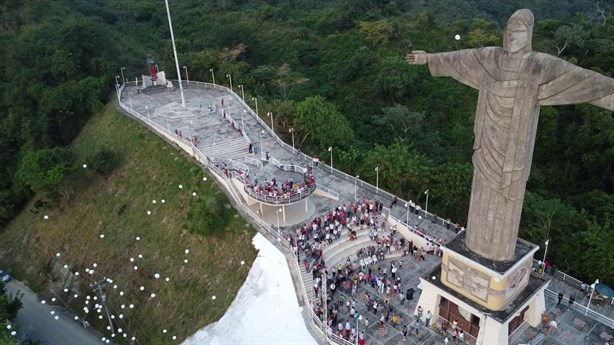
[407,9,614,261]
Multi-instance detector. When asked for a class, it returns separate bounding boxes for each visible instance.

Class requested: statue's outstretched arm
[590,95,614,111]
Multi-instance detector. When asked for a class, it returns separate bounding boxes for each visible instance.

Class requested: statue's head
[503,9,534,54]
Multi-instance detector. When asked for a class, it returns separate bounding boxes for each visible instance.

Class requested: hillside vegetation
[0,105,258,344]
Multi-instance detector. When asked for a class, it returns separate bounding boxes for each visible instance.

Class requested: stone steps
[201,137,250,161]
[321,226,372,256]
[299,261,316,303]
[324,234,377,268]
[327,229,406,269]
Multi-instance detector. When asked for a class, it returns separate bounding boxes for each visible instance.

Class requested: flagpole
[164,0,186,108]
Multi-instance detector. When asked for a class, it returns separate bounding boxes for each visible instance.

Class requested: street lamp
[354,175,360,201]
[164,0,186,108]
[238,84,245,100]
[241,110,245,132]
[276,208,283,233]
[355,314,363,345]
[541,240,549,275]
[424,189,429,217]
[586,279,600,315]
[226,74,233,92]
[252,97,259,116]
[328,147,333,173]
[115,75,120,87]
[183,65,189,84]
[259,130,265,160]
[120,67,126,84]
[210,69,215,85]
[289,128,295,150]
[267,112,274,134]
[404,203,410,225]
[375,166,379,193]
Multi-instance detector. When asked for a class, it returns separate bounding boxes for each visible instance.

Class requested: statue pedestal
[415,233,550,344]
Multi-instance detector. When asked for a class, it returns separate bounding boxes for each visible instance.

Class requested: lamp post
[267,112,274,134]
[241,110,245,133]
[164,0,186,108]
[375,166,379,193]
[328,147,333,173]
[183,65,189,84]
[455,34,461,50]
[120,67,126,84]
[238,84,245,100]
[115,75,120,87]
[289,128,295,150]
[355,315,363,345]
[424,189,429,217]
[541,240,549,275]
[586,279,600,315]
[226,74,233,92]
[404,203,410,225]
[252,97,259,115]
[276,208,283,233]
[145,101,150,119]
[210,69,215,85]
[259,130,265,160]
[354,175,360,201]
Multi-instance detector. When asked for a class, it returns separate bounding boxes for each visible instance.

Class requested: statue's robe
[428,48,614,260]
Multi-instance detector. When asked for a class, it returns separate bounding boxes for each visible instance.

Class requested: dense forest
[0,0,612,285]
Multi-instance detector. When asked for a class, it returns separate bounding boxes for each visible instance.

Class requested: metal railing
[316,184,340,200]
[243,156,263,169]
[384,207,443,247]
[227,159,249,175]
[544,289,614,328]
[244,183,316,204]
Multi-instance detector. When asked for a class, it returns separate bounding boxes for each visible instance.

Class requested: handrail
[544,289,614,328]
[316,184,340,200]
[385,210,442,247]
[243,156,263,169]
[227,159,249,175]
[244,183,316,205]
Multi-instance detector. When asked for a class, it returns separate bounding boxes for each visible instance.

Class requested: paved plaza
[119,82,614,345]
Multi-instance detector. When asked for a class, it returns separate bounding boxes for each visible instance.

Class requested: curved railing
[244,183,316,204]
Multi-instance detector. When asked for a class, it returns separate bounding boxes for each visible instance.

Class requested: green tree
[295,96,354,149]
[360,142,432,199]
[87,147,121,178]
[274,64,309,100]
[15,148,73,194]
[358,20,394,46]
[373,56,419,102]
[430,162,472,222]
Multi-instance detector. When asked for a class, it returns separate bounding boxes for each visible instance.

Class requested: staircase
[200,137,249,161]
[227,178,247,204]
[299,261,317,303]
[322,213,407,269]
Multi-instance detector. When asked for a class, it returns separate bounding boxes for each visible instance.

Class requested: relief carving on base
[446,258,491,302]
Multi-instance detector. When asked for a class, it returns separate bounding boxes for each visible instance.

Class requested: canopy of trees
[1,0,613,284]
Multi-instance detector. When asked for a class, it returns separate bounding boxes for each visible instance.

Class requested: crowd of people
[280,196,455,343]
[245,167,316,200]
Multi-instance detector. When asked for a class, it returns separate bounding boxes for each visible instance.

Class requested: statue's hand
[406,50,428,65]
